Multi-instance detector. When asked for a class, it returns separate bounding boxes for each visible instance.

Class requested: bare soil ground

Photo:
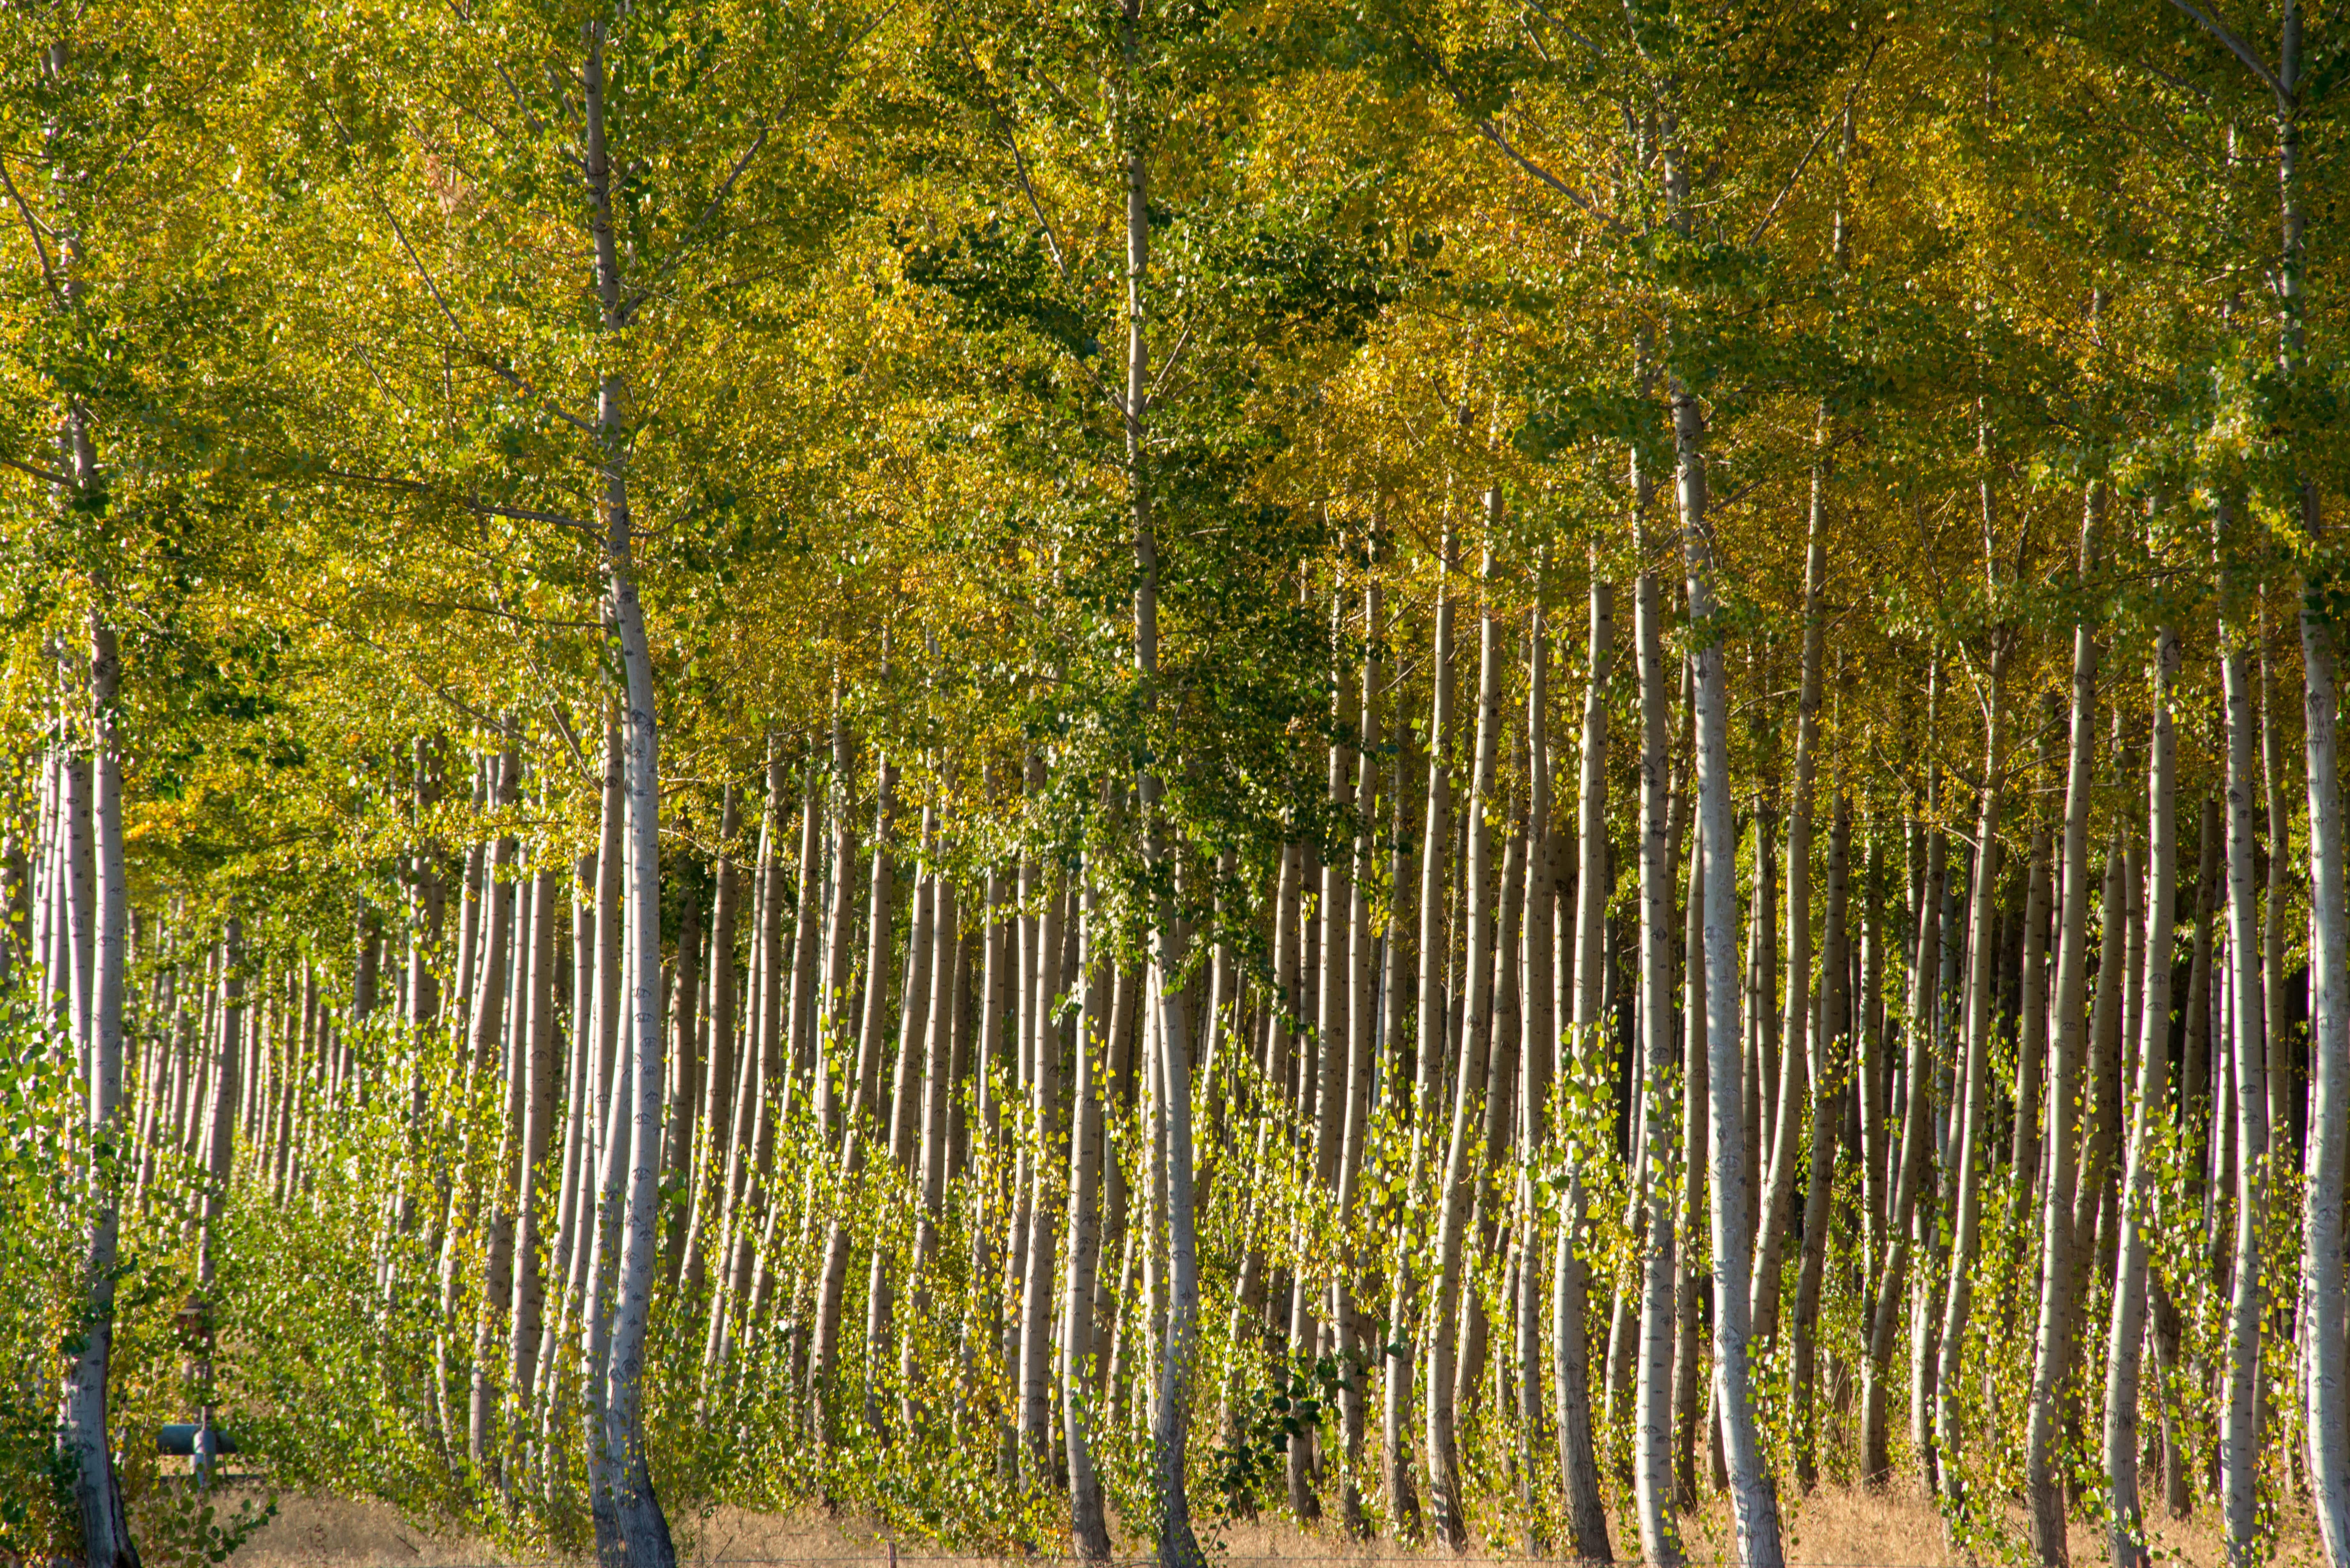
[222,1482,2325,1567]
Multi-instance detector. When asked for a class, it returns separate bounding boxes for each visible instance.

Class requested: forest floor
[218,1480,2328,1568]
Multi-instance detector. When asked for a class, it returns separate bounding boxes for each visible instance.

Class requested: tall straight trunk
[1522,577,1558,1548]
[817,694,858,1135]
[582,32,674,1562]
[788,758,823,1116]
[1064,875,1112,1559]
[2105,624,2180,1568]
[1630,560,1683,1566]
[1676,365,1784,1568]
[62,615,134,1567]
[2301,569,2350,1566]
[1018,855,1065,1478]
[1333,548,1384,1540]
[2261,614,2293,1171]
[752,748,790,1130]
[684,788,740,1299]
[1291,586,1352,1522]
[1791,793,1849,1491]
[1556,557,1613,1563]
[1672,824,1708,1510]
[1932,636,2009,1496]
[853,759,900,1129]
[660,883,703,1289]
[509,860,559,1416]
[1386,524,1455,1542]
[2219,607,2270,1568]
[2025,495,2103,1564]
[471,815,541,1466]
[1120,65,1204,1565]
[1752,471,1828,1347]
[2185,798,2221,1170]
[2012,783,2054,1213]
[193,917,242,1482]
[1427,528,1505,1550]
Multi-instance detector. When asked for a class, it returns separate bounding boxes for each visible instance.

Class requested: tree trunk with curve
[1677,364,1782,1567]
[1427,529,1504,1551]
[2025,493,2102,1564]
[582,27,673,1561]
[1384,519,1455,1543]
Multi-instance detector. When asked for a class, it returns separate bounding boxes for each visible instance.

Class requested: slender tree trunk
[1932,635,2009,1503]
[509,860,559,1419]
[1557,557,1613,1563]
[1119,57,1203,1563]
[1677,365,1782,1566]
[1385,525,1453,1543]
[2025,495,2103,1564]
[1427,528,1505,1550]
[2105,624,2180,1568]
[583,29,673,1561]
[1065,875,1112,1559]
[63,614,136,1568]
[1631,559,1684,1566]
[1792,792,1849,1492]
[2219,603,2270,1568]
[1333,547,1384,1540]
[2301,571,2350,1568]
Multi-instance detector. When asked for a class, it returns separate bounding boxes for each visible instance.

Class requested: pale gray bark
[2026,495,2102,1564]
[1677,364,1783,1566]
[1333,552,1384,1540]
[509,860,559,1417]
[1385,525,1453,1543]
[1933,635,2009,1491]
[1118,65,1203,1562]
[1427,531,1504,1550]
[1064,876,1111,1559]
[1018,852,1064,1478]
[2301,572,2350,1568]
[1752,470,1828,1347]
[581,30,673,1557]
[2105,624,2180,1568]
[62,614,134,1566]
[683,788,739,1300]
[2219,614,2270,1568]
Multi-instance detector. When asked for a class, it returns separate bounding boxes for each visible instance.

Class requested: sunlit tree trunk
[1676,361,1782,1565]
[62,613,136,1567]
[508,860,559,1421]
[1427,527,1504,1550]
[581,26,674,1559]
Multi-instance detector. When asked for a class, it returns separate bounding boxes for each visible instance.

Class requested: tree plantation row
[4,2,2349,1568]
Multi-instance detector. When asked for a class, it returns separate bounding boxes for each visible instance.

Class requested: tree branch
[621,125,772,324]
[0,155,64,305]
[0,452,75,487]
[2162,0,2288,98]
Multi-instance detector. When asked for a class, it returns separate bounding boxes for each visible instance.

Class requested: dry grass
[218,1482,2328,1568]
